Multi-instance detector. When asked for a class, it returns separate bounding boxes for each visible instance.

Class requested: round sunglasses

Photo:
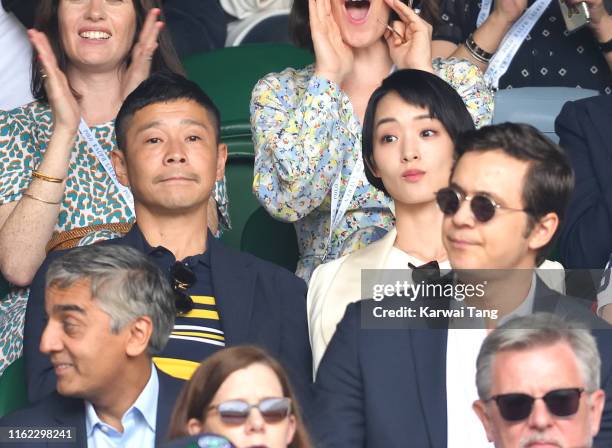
[208,397,292,425]
[436,187,529,223]
[487,388,584,421]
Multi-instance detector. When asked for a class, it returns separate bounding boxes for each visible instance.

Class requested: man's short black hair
[455,123,575,265]
[115,72,221,151]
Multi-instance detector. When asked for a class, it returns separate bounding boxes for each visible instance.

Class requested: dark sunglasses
[436,187,529,223]
[487,388,584,421]
[170,261,196,315]
[208,397,292,425]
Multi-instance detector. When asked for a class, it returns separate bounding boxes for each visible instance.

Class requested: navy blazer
[556,94,612,269]
[0,368,182,447]
[24,225,312,416]
[312,278,612,448]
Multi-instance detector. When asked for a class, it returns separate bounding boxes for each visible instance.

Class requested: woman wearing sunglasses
[167,346,311,448]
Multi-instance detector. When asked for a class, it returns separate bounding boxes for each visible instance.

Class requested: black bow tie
[409,260,441,283]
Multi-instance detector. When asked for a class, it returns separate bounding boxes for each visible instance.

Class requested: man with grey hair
[0,245,181,447]
[473,313,606,448]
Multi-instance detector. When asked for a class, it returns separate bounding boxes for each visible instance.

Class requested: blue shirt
[85,365,158,448]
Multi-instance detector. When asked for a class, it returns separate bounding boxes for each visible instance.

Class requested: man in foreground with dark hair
[313,123,612,447]
[23,73,312,416]
[0,245,180,446]
[474,313,605,448]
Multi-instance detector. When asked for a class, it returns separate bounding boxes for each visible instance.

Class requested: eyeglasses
[487,388,584,421]
[208,397,292,425]
[436,187,529,223]
[170,261,195,315]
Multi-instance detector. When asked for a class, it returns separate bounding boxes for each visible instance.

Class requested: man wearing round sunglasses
[313,123,612,447]
[473,313,605,448]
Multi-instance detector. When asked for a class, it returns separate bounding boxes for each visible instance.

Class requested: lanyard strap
[78,118,135,215]
[477,0,493,27]
[480,0,551,89]
[329,157,365,245]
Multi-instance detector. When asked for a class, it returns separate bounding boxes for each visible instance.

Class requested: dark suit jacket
[0,368,182,447]
[313,277,612,448]
[556,94,612,270]
[24,225,312,417]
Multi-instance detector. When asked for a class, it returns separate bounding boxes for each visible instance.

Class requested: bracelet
[598,37,612,54]
[22,192,61,205]
[32,170,64,184]
[464,33,494,64]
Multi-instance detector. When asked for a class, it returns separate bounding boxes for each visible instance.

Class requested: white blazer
[307,227,566,376]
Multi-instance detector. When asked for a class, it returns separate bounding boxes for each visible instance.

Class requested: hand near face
[310,0,354,85]
[383,0,433,73]
[28,29,80,134]
[120,8,164,100]
[492,0,528,24]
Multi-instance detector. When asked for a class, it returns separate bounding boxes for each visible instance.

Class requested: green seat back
[221,152,298,271]
[183,43,314,128]
[0,357,28,418]
[241,207,298,272]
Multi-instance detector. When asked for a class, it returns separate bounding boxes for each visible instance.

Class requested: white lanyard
[477,0,493,27]
[479,0,551,89]
[78,118,135,215]
[329,157,365,246]
[327,65,398,256]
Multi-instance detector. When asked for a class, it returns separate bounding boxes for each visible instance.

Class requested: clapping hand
[310,0,354,85]
[384,0,433,72]
[28,29,80,134]
[120,7,164,100]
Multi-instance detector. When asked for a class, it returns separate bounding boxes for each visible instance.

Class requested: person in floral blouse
[250,0,494,281]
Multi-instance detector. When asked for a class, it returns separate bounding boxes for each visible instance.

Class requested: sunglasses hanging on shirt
[170,261,196,315]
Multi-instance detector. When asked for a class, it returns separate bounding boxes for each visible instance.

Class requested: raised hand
[28,29,80,134]
[492,0,528,24]
[120,7,164,100]
[310,0,354,85]
[384,0,433,72]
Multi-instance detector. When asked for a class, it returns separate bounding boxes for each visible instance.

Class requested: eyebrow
[52,304,86,315]
[135,119,210,134]
[449,181,507,205]
[375,114,435,128]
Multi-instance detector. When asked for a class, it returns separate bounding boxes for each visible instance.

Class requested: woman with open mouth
[250,0,494,283]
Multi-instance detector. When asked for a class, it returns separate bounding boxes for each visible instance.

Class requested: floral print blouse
[251,58,494,281]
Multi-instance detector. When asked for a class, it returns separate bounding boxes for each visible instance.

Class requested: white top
[0,8,33,110]
[446,275,537,448]
[220,0,291,19]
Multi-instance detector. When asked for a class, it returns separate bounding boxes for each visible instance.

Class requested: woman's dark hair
[167,346,312,448]
[454,123,575,265]
[289,0,439,51]
[362,69,475,195]
[31,0,184,101]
